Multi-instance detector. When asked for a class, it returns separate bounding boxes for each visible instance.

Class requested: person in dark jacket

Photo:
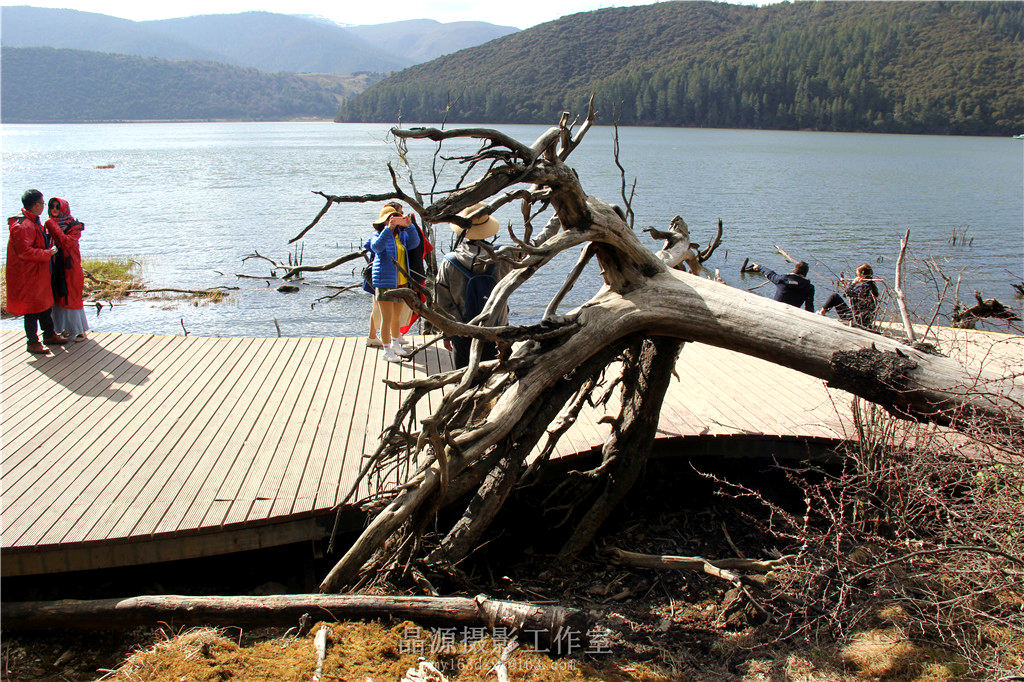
[434,203,512,369]
[750,260,815,312]
[819,263,880,328]
[5,189,67,354]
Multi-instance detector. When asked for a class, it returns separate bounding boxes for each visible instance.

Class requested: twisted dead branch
[306,111,1023,594]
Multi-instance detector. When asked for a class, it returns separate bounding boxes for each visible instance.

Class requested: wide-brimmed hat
[451,203,499,240]
[372,205,400,227]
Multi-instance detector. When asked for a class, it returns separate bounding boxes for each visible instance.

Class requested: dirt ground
[0,457,1002,681]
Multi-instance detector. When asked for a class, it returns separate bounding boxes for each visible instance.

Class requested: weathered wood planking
[2,327,1016,575]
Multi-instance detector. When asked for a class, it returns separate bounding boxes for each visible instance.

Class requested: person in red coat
[5,189,68,354]
[45,197,89,341]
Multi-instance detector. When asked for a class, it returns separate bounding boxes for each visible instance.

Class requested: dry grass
[1,259,143,314]
[83,258,144,300]
[839,629,966,681]
[108,620,669,682]
[840,630,919,678]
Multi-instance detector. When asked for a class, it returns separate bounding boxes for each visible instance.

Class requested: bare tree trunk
[291,113,1022,593]
[2,594,587,639]
[560,335,684,557]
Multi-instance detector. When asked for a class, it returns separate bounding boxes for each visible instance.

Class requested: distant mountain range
[340,1,1024,137]
[0,6,518,74]
[344,19,519,65]
[0,47,348,122]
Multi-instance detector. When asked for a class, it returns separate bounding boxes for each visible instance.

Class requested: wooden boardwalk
[2,328,1018,576]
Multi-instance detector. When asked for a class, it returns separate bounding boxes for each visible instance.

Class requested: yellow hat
[373,205,400,227]
[451,203,500,240]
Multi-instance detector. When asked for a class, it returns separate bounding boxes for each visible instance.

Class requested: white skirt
[52,306,89,337]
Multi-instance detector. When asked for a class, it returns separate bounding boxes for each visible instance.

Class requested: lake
[2,122,1021,338]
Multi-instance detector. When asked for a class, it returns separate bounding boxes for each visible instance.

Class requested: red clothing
[44,198,86,309]
[5,209,54,316]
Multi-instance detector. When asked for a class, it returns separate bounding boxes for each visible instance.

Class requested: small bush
[82,258,144,300]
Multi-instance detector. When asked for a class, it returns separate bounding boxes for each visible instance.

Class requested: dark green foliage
[338,1,1024,136]
[0,47,340,122]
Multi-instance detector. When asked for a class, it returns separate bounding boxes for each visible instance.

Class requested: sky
[5,0,770,30]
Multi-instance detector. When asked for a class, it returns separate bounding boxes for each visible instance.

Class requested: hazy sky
[8,0,770,29]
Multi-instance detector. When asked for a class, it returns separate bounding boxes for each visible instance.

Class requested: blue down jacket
[369,224,420,289]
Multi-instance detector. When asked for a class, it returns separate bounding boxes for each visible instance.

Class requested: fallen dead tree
[1,594,586,642]
[290,108,1022,594]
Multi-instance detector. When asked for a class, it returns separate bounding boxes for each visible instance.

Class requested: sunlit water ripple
[2,122,1020,338]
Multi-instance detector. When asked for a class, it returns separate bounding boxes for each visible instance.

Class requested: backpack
[444,254,496,323]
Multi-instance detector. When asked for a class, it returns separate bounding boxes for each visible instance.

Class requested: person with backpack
[434,203,512,369]
[369,204,420,362]
[44,197,89,341]
[5,189,68,354]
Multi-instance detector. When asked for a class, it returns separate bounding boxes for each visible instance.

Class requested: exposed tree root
[296,112,1023,595]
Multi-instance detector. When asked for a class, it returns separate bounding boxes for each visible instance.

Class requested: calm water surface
[2,122,1021,337]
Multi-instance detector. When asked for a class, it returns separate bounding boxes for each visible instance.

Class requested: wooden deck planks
[315,339,372,509]
[34,336,235,546]
[338,340,386,503]
[220,336,331,526]
[288,337,359,515]
[174,337,303,534]
[0,335,176,536]
[251,337,338,522]
[1,334,151,457]
[1,333,136,407]
[273,337,350,519]
[205,337,314,528]
[2,335,207,547]
[109,337,262,540]
[0,336,156,502]
[150,336,281,536]
[12,327,1010,573]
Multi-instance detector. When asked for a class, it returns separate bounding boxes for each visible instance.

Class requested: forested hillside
[0,48,340,122]
[338,1,1024,136]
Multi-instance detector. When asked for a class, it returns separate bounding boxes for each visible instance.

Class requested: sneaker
[366,336,383,347]
[43,333,69,345]
[27,341,50,354]
[383,347,403,363]
[391,341,412,357]
[394,334,411,346]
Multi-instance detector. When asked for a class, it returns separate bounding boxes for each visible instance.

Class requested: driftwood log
[952,291,1022,329]
[290,110,1023,594]
[1,594,586,643]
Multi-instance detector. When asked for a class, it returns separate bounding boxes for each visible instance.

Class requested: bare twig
[895,228,916,342]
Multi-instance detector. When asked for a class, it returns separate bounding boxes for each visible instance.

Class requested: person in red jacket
[45,197,89,341]
[5,189,68,354]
